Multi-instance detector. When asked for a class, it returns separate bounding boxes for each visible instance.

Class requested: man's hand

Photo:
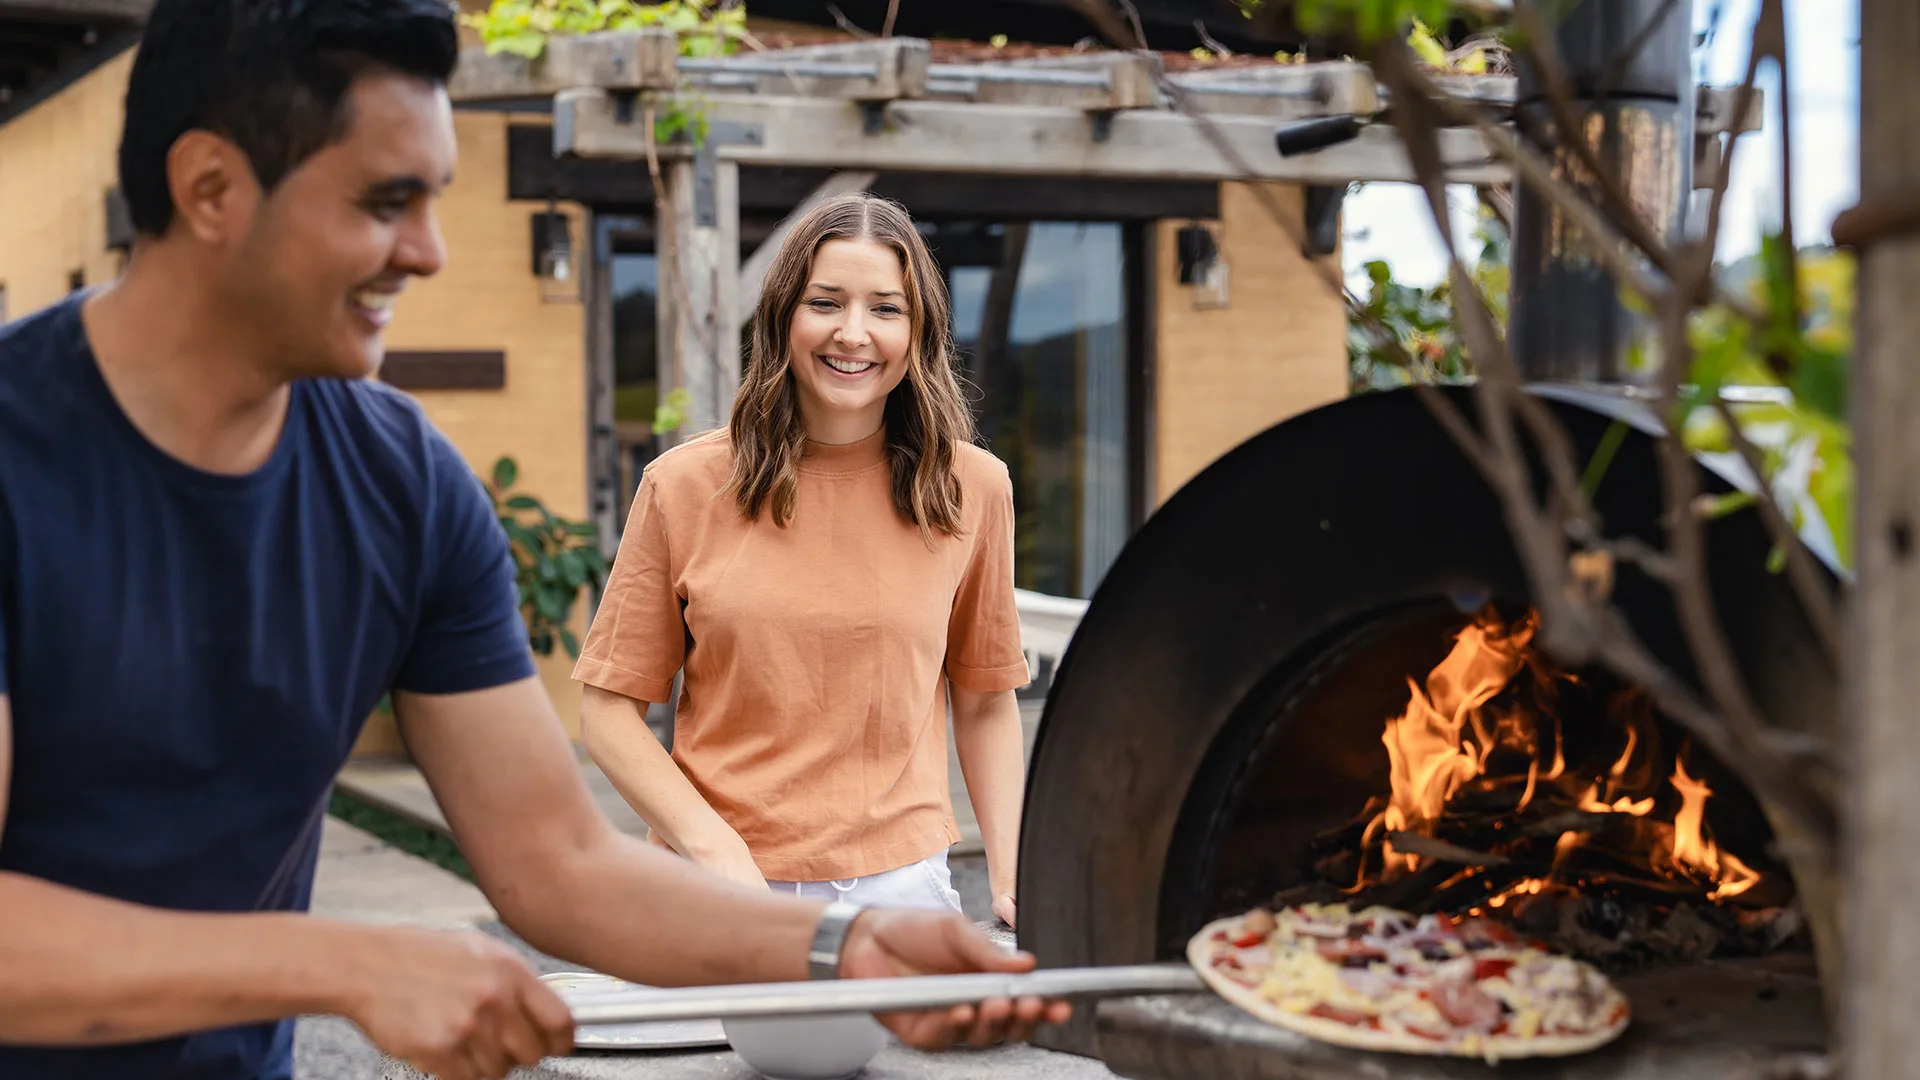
[838,910,1072,1050]
[338,925,574,1080]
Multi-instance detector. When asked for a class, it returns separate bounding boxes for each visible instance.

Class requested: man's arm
[0,694,574,1077]
[398,677,1073,1049]
[0,695,335,1044]
[397,677,824,987]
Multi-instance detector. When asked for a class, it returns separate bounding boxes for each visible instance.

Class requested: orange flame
[1362,615,1535,873]
[1669,757,1762,901]
[1352,609,1769,909]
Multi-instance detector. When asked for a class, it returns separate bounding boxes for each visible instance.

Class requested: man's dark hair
[118,0,461,236]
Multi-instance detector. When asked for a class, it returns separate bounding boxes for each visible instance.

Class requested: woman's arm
[579,685,767,890]
[949,685,1026,928]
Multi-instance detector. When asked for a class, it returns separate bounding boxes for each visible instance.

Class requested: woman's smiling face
[786,238,914,440]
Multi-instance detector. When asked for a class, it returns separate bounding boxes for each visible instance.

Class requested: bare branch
[1395,62,1668,303]
[822,3,874,38]
[1059,0,1145,49]
[1193,19,1235,59]
[1709,397,1842,658]
[1512,0,1678,278]
[881,0,901,39]
[1478,184,1514,234]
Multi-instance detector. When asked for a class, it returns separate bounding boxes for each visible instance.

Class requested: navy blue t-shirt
[0,296,538,1079]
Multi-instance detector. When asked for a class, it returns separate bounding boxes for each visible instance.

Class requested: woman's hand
[648,828,769,893]
[990,892,1017,930]
[839,909,1071,1050]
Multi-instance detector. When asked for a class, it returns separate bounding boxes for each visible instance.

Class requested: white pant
[768,850,965,914]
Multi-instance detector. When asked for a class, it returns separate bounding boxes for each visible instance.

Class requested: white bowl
[722,1012,889,1080]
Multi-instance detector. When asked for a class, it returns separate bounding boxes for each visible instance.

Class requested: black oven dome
[1017,383,1838,1058]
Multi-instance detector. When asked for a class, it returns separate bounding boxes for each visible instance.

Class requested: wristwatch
[808,900,866,980]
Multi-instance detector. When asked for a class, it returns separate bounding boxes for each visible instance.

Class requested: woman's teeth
[823,356,876,375]
[351,290,397,312]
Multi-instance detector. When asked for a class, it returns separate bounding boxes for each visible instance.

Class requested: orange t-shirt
[572,427,1031,881]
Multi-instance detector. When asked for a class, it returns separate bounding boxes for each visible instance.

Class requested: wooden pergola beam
[553,89,1509,186]
[0,0,149,21]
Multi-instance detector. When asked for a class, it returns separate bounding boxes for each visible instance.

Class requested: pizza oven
[1013,383,1836,1076]
[1011,6,1834,1073]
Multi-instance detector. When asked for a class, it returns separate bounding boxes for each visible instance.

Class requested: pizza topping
[1203,903,1629,1062]
[1430,979,1503,1033]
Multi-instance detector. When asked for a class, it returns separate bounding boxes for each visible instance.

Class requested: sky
[1342,0,1861,289]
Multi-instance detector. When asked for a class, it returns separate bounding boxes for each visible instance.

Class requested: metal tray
[541,972,730,1051]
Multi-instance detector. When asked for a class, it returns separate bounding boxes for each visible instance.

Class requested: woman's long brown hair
[725,192,976,542]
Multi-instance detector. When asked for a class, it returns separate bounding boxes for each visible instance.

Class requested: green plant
[462,0,746,60]
[1348,204,1509,391]
[651,386,694,434]
[488,456,611,658]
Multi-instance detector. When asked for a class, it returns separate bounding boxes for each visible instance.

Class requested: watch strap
[807,900,865,980]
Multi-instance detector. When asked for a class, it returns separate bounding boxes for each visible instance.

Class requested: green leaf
[566,521,600,538]
[531,630,555,655]
[492,457,519,491]
[538,558,560,583]
[558,551,588,589]
[1791,345,1848,421]
[505,494,545,513]
[559,627,582,659]
[535,586,565,622]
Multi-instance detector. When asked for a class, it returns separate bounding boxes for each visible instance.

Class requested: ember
[1284,610,1803,969]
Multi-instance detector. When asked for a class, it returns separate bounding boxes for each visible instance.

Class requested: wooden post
[1845,0,1920,1072]
[655,157,741,444]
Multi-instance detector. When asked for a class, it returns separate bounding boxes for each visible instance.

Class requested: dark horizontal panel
[509,124,1219,222]
[380,350,505,391]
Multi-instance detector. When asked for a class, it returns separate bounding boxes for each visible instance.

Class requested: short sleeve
[571,473,685,702]
[945,466,1031,692]
[391,433,539,695]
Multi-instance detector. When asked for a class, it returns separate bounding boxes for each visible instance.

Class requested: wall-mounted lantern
[531,199,579,303]
[1175,221,1230,310]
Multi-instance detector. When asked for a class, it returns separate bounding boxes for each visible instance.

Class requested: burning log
[1295,608,1802,971]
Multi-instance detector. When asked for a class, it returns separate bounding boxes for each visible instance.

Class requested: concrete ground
[296,816,1116,1079]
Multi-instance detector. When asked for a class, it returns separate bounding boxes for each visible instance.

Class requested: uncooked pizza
[1189,903,1630,1062]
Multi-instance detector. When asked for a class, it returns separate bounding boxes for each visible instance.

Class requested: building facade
[0,14,1349,753]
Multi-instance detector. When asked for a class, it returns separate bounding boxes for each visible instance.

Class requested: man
[0,0,1069,1077]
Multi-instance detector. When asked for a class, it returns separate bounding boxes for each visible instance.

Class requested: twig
[1512,0,1678,279]
[1193,19,1235,59]
[881,0,901,39]
[1709,397,1842,657]
[823,3,874,38]
[1059,0,1145,50]
[1393,59,1667,304]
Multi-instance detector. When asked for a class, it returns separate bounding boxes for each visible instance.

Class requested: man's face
[223,72,456,381]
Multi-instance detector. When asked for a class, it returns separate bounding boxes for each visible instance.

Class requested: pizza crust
[1187,915,1631,1062]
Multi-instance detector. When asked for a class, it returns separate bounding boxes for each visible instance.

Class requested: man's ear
[165,130,261,246]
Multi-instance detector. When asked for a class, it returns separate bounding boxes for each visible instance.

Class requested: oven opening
[1161,599,1807,973]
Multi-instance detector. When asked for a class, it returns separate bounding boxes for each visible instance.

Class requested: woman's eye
[367,201,409,221]
[874,304,904,316]
[807,298,837,311]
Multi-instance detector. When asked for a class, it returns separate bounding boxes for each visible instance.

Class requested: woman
[573,193,1030,929]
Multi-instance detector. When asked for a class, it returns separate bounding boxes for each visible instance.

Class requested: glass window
[606,222,1137,604]
[609,252,660,514]
[940,222,1131,600]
